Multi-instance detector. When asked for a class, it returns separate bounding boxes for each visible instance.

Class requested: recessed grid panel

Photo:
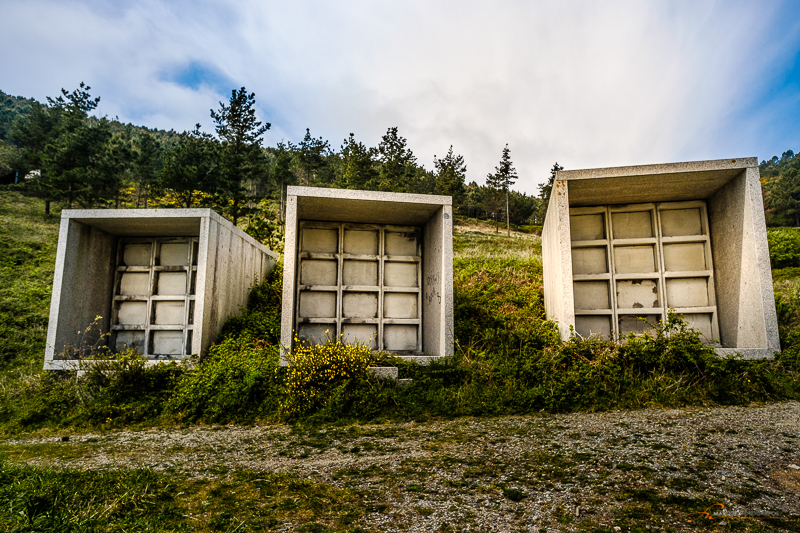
[570,201,719,342]
[296,222,422,353]
[110,238,197,358]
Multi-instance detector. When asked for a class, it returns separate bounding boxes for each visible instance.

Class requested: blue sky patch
[162,61,235,95]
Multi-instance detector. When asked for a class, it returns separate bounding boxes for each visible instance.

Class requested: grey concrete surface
[281,187,453,364]
[44,209,277,370]
[543,158,780,358]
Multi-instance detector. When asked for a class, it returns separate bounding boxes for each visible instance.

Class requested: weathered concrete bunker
[281,187,453,363]
[543,158,780,358]
[44,209,277,370]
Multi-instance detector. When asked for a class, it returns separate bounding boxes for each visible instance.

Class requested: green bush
[767,228,800,269]
[166,335,281,423]
[218,262,283,344]
[282,339,377,419]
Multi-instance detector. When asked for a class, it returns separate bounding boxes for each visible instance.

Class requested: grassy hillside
[0,189,798,434]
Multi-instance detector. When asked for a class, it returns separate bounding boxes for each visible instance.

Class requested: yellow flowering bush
[282,338,377,418]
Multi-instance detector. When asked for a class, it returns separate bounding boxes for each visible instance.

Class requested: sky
[2,0,800,195]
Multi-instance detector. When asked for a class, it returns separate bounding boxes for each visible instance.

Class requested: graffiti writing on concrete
[425,273,441,304]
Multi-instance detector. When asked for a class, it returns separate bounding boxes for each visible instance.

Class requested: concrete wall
[44,209,276,370]
[542,180,575,341]
[46,219,116,361]
[281,187,453,364]
[708,168,780,355]
[543,158,780,359]
[422,205,454,358]
[197,214,277,355]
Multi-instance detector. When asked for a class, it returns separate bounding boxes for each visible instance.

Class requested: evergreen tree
[433,145,467,208]
[770,167,800,226]
[132,131,162,207]
[295,128,332,187]
[537,162,563,224]
[271,142,297,221]
[158,125,218,208]
[337,133,377,190]
[377,127,417,192]
[488,144,518,236]
[210,87,270,225]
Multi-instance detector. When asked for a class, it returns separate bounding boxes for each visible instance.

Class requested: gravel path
[4,402,800,531]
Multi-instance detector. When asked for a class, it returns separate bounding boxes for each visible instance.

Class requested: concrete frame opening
[281,187,453,364]
[44,209,277,370]
[543,158,780,359]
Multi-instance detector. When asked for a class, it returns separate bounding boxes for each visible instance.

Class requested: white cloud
[1,0,799,194]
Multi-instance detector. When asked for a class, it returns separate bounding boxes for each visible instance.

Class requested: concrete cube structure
[543,158,780,358]
[281,186,453,363]
[44,209,277,370]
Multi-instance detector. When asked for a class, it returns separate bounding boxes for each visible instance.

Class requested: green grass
[0,456,372,532]
[0,190,59,369]
[0,189,798,435]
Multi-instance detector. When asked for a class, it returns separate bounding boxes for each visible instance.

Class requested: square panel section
[571,247,607,275]
[151,331,184,356]
[616,279,659,309]
[122,243,151,266]
[157,272,187,295]
[681,313,713,339]
[117,301,147,325]
[119,272,149,295]
[297,323,333,345]
[343,260,378,286]
[299,291,336,319]
[384,292,418,319]
[302,228,338,253]
[385,231,419,256]
[342,324,377,349]
[618,314,660,336]
[343,292,378,318]
[384,262,418,287]
[660,208,702,237]
[344,229,378,255]
[570,214,605,241]
[663,243,706,272]
[115,331,145,353]
[611,211,653,239]
[300,260,337,286]
[384,324,418,351]
[153,301,185,325]
[575,316,611,338]
[573,281,610,310]
[614,245,656,274]
[666,278,709,308]
[159,242,190,266]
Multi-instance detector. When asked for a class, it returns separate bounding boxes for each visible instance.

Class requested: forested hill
[0,91,36,141]
[1,84,798,232]
[0,84,543,234]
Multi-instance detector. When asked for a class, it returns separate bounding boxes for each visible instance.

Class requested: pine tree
[338,133,377,190]
[377,127,417,192]
[770,167,800,226]
[295,128,331,187]
[210,87,270,225]
[488,144,518,236]
[433,145,467,208]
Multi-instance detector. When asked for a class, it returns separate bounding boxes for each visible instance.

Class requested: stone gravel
[4,401,800,531]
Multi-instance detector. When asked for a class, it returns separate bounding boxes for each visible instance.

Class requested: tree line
[0,85,547,240]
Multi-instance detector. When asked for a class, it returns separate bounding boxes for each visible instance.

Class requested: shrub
[78,352,183,426]
[282,339,377,419]
[167,335,281,423]
[218,263,283,344]
[767,228,800,269]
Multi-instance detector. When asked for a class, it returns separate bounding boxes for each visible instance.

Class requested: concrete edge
[555,157,758,181]
[288,186,452,206]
